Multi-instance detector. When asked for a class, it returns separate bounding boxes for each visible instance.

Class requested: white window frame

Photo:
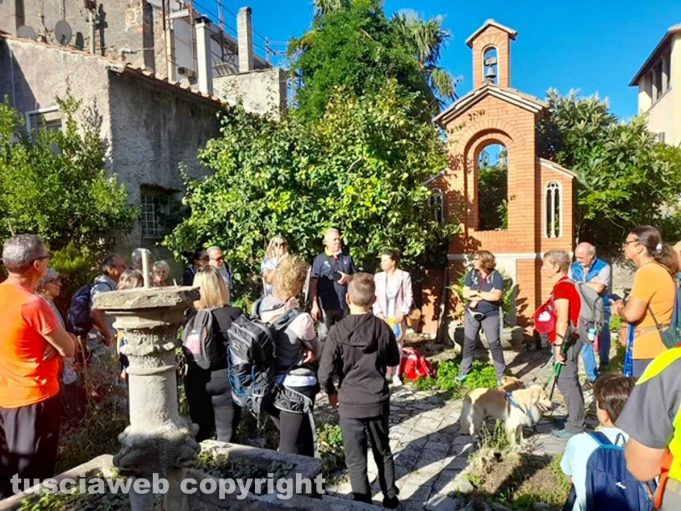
[140,190,171,240]
[545,181,562,239]
[25,106,61,133]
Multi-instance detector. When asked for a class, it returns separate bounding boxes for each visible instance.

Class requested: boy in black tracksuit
[318,273,401,508]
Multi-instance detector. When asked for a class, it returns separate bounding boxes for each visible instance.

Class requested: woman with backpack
[541,249,586,440]
[457,250,507,386]
[183,266,242,442]
[613,225,678,378]
[259,255,320,457]
[373,248,413,386]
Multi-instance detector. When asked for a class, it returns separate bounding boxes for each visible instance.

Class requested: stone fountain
[0,250,374,511]
[94,251,200,511]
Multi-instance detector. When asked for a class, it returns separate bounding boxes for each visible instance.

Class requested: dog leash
[505,392,534,418]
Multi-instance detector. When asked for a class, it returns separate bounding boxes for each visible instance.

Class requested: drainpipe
[88,8,96,54]
[195,17,213,95]
[237,6,253,73]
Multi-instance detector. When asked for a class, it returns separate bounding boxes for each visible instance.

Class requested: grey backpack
[572,281,605,343]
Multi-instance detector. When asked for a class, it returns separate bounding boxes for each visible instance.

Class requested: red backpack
[400,347,436,381]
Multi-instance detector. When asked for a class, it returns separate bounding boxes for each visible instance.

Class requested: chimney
[195,17,213,95]
[237,7,254,73]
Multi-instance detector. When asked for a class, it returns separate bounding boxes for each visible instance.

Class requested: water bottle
[587,327,597,342]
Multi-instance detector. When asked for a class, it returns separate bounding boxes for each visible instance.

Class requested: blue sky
[201,0,681,120]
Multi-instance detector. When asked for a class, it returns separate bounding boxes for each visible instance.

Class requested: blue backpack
[584,432,654,511]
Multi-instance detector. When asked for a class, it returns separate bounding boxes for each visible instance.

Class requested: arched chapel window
[429,189,445,226]
[545,181,561,238]
[483,47,498,85]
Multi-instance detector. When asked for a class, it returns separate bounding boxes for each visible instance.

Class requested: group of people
[180,228,409,507]
[456,224,681,510]
[0,229,411,508]
[5,222,681,509]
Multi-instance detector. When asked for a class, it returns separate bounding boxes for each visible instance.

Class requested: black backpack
[66,284,94,336]
[67,280,115,336]
[182,308,226,370]
[227,310,298,420]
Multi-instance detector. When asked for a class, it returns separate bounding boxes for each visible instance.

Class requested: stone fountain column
[93,285,200,511]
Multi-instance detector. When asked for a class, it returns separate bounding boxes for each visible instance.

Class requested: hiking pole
[548,341,569,401]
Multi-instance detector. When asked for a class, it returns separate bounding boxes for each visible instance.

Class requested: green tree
[165,82,454,297]
[290,0,456,120]
[538,89,681,249]
[0,96,136,256]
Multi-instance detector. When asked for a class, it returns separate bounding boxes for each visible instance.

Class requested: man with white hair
[207,246,233,292]
[569,241,612,389]
[0,235,75,497]
[310,228,358,340]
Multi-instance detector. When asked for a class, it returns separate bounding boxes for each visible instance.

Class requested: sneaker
[392,375,403,386]
[552,418,567,429]
[582,380,595,392]
[456,373,468,384]
[551,428,576,440]
[383,496,400,509]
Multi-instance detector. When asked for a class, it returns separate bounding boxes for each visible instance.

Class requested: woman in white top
[373,249,413,385]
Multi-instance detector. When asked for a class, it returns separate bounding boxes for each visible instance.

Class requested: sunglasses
[35,253,52,262]
[621,239,639,248]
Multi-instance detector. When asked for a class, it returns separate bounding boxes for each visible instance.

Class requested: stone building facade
[421,20,576,336]
[1,2,286,259]
[630,23,681,146]
[0,33,222,254]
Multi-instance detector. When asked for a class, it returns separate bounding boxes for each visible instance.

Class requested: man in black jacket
[318,273,400,508]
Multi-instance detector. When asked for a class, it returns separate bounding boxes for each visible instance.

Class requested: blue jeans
[580,308,611,381]
[581,342,599,382]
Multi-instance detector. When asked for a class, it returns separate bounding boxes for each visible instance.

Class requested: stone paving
[322,345,599,510]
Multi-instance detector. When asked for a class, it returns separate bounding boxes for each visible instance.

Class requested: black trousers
[269,385,317,457]
[0,393,61,498]
[339,402,398,502]
[184,365,241,443]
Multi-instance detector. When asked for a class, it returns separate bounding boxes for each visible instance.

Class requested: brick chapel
[421,20,577,337]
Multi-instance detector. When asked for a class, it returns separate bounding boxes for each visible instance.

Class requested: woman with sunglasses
[261,234,290,297]
[457,250,506,385]
[37,269,86,418]
[613,226,677,377]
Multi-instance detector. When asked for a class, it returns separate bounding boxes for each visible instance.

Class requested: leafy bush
[165,82,453,301]
[317,423,345,478]
[56,349,128,474]
[411,360,497,398]
[0,95,135,256]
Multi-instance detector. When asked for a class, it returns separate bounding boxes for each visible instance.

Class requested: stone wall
[214,67,287,117]
[108,70,221,245]
[0,36,113,145]
[0,0,153,70]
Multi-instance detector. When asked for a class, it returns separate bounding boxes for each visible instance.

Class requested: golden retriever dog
[459,384,552,444]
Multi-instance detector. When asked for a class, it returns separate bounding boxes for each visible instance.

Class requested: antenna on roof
[16,25,38,40]
[54,20,73,46]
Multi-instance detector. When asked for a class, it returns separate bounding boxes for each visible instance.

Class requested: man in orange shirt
[0,235,75,498]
